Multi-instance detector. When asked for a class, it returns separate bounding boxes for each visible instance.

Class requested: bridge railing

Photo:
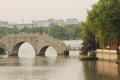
[0,32,42,43]
[42,33,67,50]
[42,33,66,45]
[0,32,62,42]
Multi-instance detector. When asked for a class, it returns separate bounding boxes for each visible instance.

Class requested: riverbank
[79,55,98,60]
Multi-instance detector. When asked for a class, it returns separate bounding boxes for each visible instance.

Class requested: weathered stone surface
[0,33,68,56]
[96,49,118,60]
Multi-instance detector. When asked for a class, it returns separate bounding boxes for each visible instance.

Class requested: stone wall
[96,49,118,60]
[0,33,68,56]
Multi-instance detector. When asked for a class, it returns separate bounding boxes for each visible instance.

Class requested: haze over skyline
[0,0,98,23]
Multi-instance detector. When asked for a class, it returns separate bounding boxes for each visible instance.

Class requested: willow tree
[86,0,120,48]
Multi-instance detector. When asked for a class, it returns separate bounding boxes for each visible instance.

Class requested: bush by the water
[80,55,97,60]
[0,48,6,55]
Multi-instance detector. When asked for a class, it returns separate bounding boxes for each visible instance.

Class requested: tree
[80,22,96,55]
[65,24,81,39]
[0,24,81,40]
[47,25,68,40]
[0,34,3,39]
[86,0,120,48]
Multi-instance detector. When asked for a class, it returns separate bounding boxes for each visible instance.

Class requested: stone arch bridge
[0,33,69,56]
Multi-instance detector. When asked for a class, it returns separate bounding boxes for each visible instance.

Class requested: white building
[65,18,78,25]
[32,20,50,27]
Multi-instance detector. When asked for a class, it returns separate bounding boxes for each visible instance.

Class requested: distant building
[32,20,50,27]
[48,18,58,25]
[48,18,65,26]
[0,18,79,28]
[8,23,33,29]
[57,19,65,26]
[65,18,78,25]
[32,19,65,27]
[0,20,9,26]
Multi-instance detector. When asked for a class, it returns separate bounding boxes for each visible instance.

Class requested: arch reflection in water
[18,42,35,58]
[45,46,57,57]
[19,58,35,66]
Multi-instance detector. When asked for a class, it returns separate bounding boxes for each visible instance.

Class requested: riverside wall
[96,49,118,60]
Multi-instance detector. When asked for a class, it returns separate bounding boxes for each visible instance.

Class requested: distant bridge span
[0,33,70,56]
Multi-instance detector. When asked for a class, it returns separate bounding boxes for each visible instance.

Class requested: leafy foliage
[87,0,120,48]
[46,25,68,39]
[80,22,96,55]
[80,0,120,55]
[0,24,81,40]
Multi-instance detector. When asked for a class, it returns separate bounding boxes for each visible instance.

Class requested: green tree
[0,34,3,39]
[86,0,120,48]
[13,26,19,34]
[47,25,68,40]
[65,24,81,39]
[0,24,81,40]
[80,22,96,55]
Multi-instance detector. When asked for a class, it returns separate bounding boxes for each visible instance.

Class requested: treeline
[0,24,81,40]
[80,0,120,55]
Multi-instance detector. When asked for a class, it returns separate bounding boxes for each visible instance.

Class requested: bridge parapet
[39,33,67,49]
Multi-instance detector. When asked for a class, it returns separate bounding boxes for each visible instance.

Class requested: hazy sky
[0,0,98,23]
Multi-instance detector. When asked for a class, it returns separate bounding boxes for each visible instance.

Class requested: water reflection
[18,42,36,58]
[0,40,120,80]
[19,58,35,66]
[82,61,97,80]
[0,56,84,80]
[0,56,120,80]
[45,47,57,57]
[96,61,120,80]
[83,60,120,80]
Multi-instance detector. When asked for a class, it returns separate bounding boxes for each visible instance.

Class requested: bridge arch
[39,45,57,56]
[11,42,35,56]
[39,46,49,55]
[0,33,69,56]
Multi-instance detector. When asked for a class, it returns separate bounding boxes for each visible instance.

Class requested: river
[0,40,119,80]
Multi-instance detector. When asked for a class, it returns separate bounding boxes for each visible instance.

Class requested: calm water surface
[0,40,119,80]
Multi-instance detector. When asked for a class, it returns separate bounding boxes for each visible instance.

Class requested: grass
[79,55,98,60]
[118,54,120,60]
